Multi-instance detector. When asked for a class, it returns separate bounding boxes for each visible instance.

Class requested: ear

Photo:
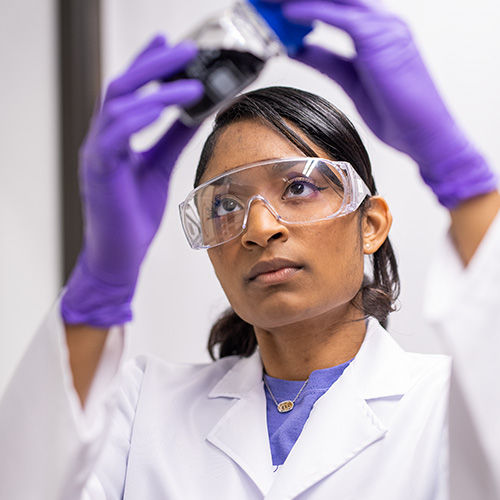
[361,196,392,254]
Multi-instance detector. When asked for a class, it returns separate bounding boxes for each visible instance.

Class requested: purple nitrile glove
[274,0,497,208]
[61,36,204,328]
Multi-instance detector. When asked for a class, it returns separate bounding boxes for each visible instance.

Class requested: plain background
[1,0,499,397]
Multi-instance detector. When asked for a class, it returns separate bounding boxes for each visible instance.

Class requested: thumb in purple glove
[278,0,497,208]
[61,35,203,327]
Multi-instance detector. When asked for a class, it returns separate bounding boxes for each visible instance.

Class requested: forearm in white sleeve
[0,299,127,500]
[425,211,500,499]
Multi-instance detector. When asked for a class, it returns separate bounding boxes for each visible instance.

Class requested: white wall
[0,0,60,396]
[101,0,500,363]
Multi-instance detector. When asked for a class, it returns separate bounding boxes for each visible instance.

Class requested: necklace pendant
[277,400,294,413]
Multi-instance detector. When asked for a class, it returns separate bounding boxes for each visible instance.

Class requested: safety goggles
[179,157,371,250]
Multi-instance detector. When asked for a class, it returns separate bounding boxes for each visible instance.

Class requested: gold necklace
[263,375,309,413]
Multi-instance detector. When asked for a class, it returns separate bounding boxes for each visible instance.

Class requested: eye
[283,178,325,199]
[211,196,244,218]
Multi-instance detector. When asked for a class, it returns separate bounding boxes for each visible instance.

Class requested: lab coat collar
[209,351,264,400]
[207,319,415,498]
[267,320,409,498]
[349,318,412,400]
[209,318,411,402]
[208,353,273,495]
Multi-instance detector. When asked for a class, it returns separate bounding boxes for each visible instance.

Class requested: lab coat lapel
[266,320,410,499]
[207,352,274,495]
[266,374,387,499]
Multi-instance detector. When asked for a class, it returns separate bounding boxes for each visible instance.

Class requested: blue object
[247,0,313,54]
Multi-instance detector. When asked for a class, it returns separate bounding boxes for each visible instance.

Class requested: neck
[255,305,366,380]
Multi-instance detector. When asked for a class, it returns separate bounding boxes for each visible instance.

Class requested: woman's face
[203,119,367,331]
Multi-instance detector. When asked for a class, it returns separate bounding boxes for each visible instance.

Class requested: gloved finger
[101,80,203,130]
[100,105,167,153]
[283,1,364,30]
[95,81,203,157]
[105,41,199,100]
[292,44,382,128]
[263,0,369,5]
[127,34,168,71]
[80,104,165,177]
[283,1,407,54]
[292,44,358,93]
[143,119,201,179]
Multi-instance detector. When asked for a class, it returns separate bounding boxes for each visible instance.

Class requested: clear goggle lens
[179,157,371,249]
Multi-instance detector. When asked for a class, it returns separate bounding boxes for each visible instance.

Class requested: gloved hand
[61,36,204,327]
[273,0,497,208]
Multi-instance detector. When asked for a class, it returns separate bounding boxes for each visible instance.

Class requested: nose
[240,196,289,249]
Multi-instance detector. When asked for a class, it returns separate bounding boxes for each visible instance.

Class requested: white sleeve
[424,211,500,499]
[0,299,128,500]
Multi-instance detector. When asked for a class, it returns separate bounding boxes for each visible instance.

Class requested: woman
[1,0,499,498]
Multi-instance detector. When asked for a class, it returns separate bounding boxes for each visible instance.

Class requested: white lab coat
[425,209,500,499]
[0,211,499,500]
[91,320,450,500]
[0,312,449,500]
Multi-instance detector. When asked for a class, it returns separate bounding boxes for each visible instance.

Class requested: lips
[246,258,303,282]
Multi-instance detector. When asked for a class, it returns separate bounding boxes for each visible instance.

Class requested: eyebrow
[202,159,345,190]
[202,161,292,187]
[269,160,308,174]
[272,159,344,189]
[319,166,344,189]
[208,177,226,187]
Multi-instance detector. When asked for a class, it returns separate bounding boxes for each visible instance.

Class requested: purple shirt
[264,360,351,466]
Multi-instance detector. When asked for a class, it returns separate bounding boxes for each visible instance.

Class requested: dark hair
[195,87,400,360]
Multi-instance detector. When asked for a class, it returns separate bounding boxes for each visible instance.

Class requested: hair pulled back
[194,87,400,360]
